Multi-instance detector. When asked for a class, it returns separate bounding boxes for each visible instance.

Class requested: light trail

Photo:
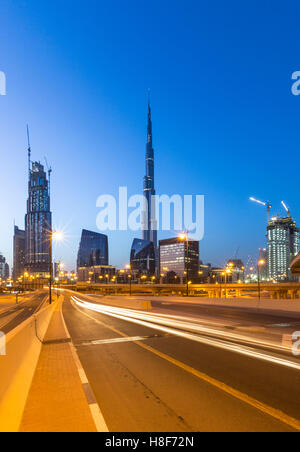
[71,296,290,353]
[71,296,300,371]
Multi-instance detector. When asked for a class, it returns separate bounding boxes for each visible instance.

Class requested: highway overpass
[60,282,300,300]
[291,253,300,278]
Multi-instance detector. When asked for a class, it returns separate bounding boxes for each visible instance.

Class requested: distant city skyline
[1,1,300,271]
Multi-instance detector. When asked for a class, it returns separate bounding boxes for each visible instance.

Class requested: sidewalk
[19,298,98,432]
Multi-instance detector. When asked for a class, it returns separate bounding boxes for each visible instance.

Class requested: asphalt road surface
[0,291,48,334]
[62,291,300,432]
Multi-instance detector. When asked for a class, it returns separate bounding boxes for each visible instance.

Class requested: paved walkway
[19,299,97,432]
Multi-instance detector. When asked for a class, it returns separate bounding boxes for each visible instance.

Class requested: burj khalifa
[142,101,157,249]
[130,101,157,276]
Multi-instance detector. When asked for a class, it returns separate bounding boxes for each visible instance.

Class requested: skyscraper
[77,229,109,270]
[130,239,156,276]
[0,254,9,280]
[25,136,52,276]
[130,100,158,275]
[142,101,157,250]
[267,216,299,281]
[13,226,25,280]
[159,238,199,281]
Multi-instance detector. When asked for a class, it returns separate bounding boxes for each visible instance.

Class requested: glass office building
[25,162,52,275]
[130,239,156,276]
[267,217,299,281]
[13,226,26,280]
[159,238,199,280]
[77,229,109,270]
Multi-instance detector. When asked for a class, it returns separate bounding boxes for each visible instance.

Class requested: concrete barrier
[0,298,59,432]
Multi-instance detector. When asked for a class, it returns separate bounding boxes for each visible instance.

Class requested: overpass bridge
[61,282,300,300]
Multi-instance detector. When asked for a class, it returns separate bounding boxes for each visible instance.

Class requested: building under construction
[24,129,52,276]
[267,216,299,282]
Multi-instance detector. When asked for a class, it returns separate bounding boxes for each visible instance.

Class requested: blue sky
[0,0,300,271]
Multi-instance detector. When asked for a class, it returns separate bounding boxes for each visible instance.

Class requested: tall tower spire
[27,125,31,180]
[142,96,157,253]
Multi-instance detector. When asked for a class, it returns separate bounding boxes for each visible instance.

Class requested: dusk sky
[0,0,300,271]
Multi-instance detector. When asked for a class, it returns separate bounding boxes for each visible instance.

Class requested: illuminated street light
[49,230,64,305]
[179,233,190,297]
[257,259,266,303]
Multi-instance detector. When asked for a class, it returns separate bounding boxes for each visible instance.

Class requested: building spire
[27,125,31,180]
[147,90,152,145]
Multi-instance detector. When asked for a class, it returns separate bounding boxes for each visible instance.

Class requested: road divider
[0,295,62,432]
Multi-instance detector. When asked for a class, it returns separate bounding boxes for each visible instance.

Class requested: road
[62,291,300,432]
[0,291,48,334]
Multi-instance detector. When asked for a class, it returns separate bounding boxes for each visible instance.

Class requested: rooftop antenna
[44,157,52,196]
[27,125,31,180]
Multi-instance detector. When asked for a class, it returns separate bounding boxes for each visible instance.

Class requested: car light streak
[71,296,290,353]
[71,296,300,371]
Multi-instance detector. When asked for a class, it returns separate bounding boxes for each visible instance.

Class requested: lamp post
[49,231,63,305]
[221,272,225,298]
[179,233,189,297]
[257,259,266,305]
[126,265,132,296]
[128,274,132,296]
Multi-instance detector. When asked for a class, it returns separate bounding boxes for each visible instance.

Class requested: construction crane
[250,197,273,223]
[281,200,291,217]
[44,157,52,195]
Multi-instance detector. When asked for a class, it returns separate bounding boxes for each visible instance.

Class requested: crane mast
[249,197,272,223]
[281,201,291,217]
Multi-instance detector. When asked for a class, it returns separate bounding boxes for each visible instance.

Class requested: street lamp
[126,264,132,295]
[225,268,231,298]
[257,259,266,304]
[128,274,132,296]
[49,230,63,305]
[179,233,189,297]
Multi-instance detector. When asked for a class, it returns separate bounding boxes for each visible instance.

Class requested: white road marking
[79,336,151,346]
[61,298,109,433]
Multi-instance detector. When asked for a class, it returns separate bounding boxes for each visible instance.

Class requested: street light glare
[53,231,64,242]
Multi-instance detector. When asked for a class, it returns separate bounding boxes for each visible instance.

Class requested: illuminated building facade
[25,162,52,276]
[13,226,25,280]
[78,265,116,283]
[159,238,199,280]
[267,217,299,281]
[0,254,9,280]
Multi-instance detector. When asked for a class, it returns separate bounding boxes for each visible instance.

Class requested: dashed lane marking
[61,297,109,433]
